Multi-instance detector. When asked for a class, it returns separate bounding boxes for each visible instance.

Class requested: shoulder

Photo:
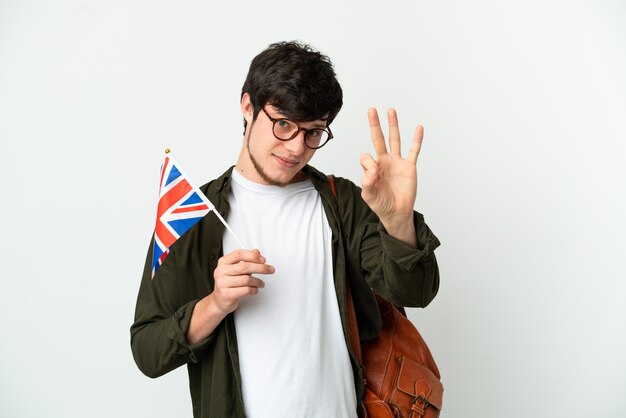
[304,164,360,196]
[304,164,371,219]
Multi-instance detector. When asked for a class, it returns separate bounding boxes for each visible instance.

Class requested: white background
[1,1,625,417]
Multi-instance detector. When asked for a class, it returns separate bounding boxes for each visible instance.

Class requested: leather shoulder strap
[328,175,363,365]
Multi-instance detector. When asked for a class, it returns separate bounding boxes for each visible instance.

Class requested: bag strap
[346,260,363,365]
[328,175,363,365]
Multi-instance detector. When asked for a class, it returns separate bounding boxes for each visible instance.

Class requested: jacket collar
[208,164,330,195]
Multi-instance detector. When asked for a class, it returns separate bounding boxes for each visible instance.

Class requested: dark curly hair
[241,41,343,131]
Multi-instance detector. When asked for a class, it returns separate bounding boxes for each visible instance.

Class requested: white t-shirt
[222,169,357,418]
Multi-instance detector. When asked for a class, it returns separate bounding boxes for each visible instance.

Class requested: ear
[240,92,254,125]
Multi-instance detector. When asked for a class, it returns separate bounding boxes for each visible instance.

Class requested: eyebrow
[269,108,328,129]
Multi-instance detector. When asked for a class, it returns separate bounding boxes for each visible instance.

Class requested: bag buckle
[410,395,430,418]
[412,394,430,406]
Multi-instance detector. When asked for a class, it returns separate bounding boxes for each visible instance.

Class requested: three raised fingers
[368,107,423,163]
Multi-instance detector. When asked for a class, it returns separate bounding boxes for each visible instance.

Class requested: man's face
[239,102,327,186]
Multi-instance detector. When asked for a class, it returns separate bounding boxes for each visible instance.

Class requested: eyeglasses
[262,108,333,149]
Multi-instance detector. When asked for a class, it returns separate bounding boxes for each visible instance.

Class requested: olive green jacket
[131,165,440,418]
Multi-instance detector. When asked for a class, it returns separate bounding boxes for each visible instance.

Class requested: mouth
[273,155,299,168]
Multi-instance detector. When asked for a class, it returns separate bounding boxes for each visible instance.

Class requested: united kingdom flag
[151,151,214,278]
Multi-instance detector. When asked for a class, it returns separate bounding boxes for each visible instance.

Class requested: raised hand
[360,108,423,247]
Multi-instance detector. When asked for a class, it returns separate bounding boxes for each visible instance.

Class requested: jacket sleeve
[130,238,215,378]
[340,180,441,308]
[363,212,440,307]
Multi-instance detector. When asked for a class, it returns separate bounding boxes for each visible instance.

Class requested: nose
[283,129,307,155]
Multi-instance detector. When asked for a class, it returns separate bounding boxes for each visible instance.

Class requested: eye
[307,129,322,138]
[276,120,291,129]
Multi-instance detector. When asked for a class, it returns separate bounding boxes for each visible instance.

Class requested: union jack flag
[151,151,214,278]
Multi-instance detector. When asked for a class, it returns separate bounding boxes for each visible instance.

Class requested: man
[131,41,440,418]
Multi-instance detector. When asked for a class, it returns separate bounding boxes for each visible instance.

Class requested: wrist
[187,294,228,345]
[202,293,231,319]
[380,213,417,248]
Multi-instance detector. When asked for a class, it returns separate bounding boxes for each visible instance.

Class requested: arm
[130,241,206,378]
[355,108,440,307]
[360,208,440,307]
[335,178,440,309]
[131,240,272,377]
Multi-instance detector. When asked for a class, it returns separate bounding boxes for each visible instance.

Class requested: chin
[257,167,297,187]
[271,172,300,187]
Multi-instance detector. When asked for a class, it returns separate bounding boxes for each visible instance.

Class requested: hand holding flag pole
[151,149,245,278]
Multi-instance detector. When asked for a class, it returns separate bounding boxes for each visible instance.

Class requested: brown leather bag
[328,175,443,418]
[347,291,443,418]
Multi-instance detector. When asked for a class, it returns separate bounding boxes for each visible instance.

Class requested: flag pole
[212,206,246,249]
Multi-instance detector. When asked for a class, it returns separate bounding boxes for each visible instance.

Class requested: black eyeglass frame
[261,108,334,149]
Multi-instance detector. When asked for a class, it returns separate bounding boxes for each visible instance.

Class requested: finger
[408,125,424,164]
[231,260,275,276]
[215,261,275,281]
[387,108,401,156]
[359,153,379,183]
[218,248,265,266]
[217,274,266,289]
[224,285,260,299]
[360,154,379,202]
[359,153,377,173]
[368,108,388,157]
